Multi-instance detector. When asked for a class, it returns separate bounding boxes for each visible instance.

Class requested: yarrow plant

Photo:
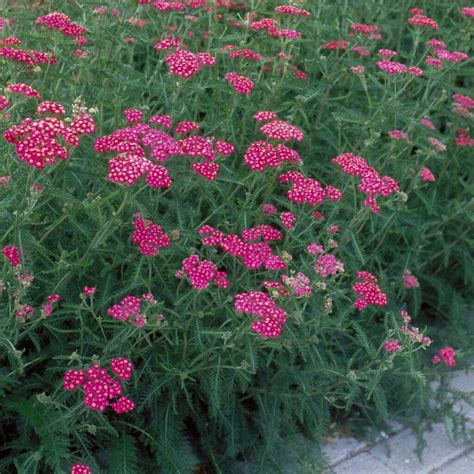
[0,1,471,473]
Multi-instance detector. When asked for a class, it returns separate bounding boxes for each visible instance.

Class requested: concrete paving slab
[433,452,474,473]
[322,436,369,465]
[370,423,472,474]
[334,453,396,474]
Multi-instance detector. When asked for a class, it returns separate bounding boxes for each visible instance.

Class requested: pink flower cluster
[71,464,92,474]
[461,7,474,18]
[384,338,401,353]
[280,211,296,230]
[403,270,419,288]
[81,286,96,296]
[454,129,474,148]
[398,310,431,347]
[322,40,348,50]
[314,254,345,278]
[244,141,301,172]
[408,13,438,30]
[36,101,66,115]
[274,5,310,17]
[131,216,170,256]
[235,291,287,338]
[388,130,409,142]
[432,346,456,367]
[279,171,342,207]
[107,294,154,327]
[64,359,135,413]
[36,12,88,55]
[3,98,95,169]
[260,120,304,142]
[2,245,21,266]
[420,166,435,182]
[376,60,423,76]
[331,152,399,213]
[6,83,41,99]
[0,94,10,112]
[164,49,216,78]
[243,116,304,171]
[249,17,302,39]
[281,273,311,297]
[350,23,381,38]
[352,271,388,310]
[226,48,262,62]
[225,72,254,94]
[453,93,474,115]
[199,224,286,271]
[95,112,234,185]
[0,45,56,66]
[176,254,229,290]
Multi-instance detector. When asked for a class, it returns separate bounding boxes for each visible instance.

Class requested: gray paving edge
[323,369,474,474]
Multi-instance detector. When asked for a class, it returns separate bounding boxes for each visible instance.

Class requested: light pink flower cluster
[64,359,135,414]
[279,272,312,297]
[420,118,436,130]
[352,271,388,311]
[461,7,474,18]
[331,152,399,213]
[400,318,431,345]
[234,291,287,338]
[176,254,229,290]
[388,130,409,141]
[419,166,435,182]
[131,216,170,256]
[428,137,446,151]
[199,224,286,271]
[454,129,474,147]
[403,270,419,288]
[432,48,468,64]
[432,347,456,367]
[2,245,21,266]
[453,93,474,115]
[315,254,345,278]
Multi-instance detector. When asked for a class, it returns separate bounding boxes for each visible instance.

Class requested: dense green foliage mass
[0,1,472,472]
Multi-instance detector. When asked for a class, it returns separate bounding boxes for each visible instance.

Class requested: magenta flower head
[2,245,21,266]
